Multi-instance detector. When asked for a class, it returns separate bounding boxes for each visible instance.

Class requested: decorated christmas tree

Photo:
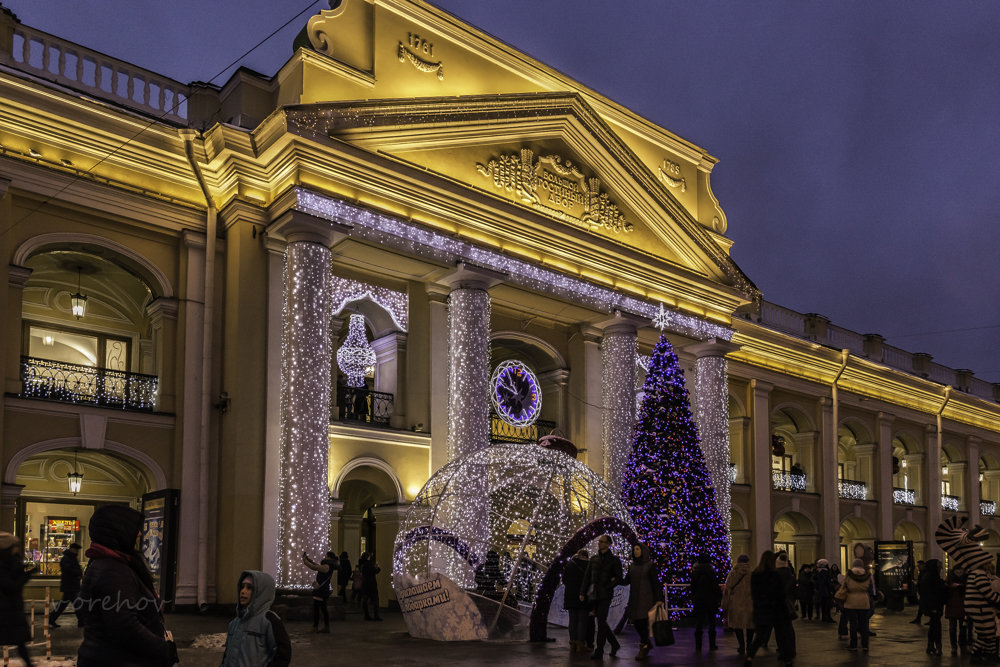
[622,333,730,615]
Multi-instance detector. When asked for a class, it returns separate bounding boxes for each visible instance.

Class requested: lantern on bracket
[68,450,83,494]
[771,434,786,457]
[336,314,376,388]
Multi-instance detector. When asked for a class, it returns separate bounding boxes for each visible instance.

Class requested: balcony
[333,386,393,427]
[20,356,157,411]
[942,494,960,512]
[893,487,916,505]
[489,414,558,445]
[772,471,807,493]
[838,479,867,500]
[981,500,996,517]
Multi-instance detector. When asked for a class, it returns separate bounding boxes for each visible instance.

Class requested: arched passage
[773,510,819,569]
[840,516,875,572]
[894,520,926,562]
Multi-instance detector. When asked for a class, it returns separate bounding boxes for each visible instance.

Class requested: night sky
[9,1,999,380]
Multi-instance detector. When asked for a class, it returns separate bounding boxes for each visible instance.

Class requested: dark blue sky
[10,1,1000,380]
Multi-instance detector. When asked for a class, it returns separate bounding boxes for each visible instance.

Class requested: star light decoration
[621,331,730,618]
[393,443,636,635]
[276,242,333,589]
[337,313,377,387]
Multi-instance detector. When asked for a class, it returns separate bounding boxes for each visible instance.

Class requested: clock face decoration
[490,360,542,427]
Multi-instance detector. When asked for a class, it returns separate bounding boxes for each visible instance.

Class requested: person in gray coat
[626,543,664,660]
[220,570,291,667]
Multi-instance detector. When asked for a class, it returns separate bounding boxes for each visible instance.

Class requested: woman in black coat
[690,553,722,652]
[337,552,353,602]
[0,532,35,667]
[744,550,796,667]
[561,549,592,652]
[77,505,176,667]
[360,552,382,621]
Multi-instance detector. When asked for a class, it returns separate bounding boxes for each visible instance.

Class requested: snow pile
[190,632,227,649]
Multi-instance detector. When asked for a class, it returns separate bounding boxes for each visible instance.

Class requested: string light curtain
[277,241,333,588]
[446,286,491,461]
[601,325,637,495]
[694,353,733,554]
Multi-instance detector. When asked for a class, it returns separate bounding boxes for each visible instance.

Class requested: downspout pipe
[181,130,216,612]
[831,349,850,446]
[937,385,953,470]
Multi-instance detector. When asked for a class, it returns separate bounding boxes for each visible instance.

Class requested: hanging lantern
[771,434,786,457]
[68,450,83,494]
[336,314,376,388]
[70,267,87,319]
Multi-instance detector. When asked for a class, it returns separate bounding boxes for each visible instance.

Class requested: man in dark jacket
[49,542,83,628]
[581,534,623,659]
[77,505,176,667]
[814,558,835,622]
[562,548,593,652]
[690,554,722,651]
[360,552,383,621]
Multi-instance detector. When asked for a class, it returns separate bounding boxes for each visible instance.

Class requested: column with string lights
[273,215,342,589]
[601,318,638,496]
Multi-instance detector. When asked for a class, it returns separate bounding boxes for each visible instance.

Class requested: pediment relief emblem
[476,148,634,235]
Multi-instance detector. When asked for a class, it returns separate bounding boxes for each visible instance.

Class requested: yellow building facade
[0,0,997,607]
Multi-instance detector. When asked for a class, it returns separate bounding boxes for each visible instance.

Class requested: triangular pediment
[283,94,756,302]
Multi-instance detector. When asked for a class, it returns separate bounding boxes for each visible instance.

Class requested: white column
[925,424,942,559]
[277,235,334,588]
[818,397,839,560]
[687,338,739,551]
[372,331,407,429]
[445,281,491,461]
[877,412,894,539]
[600,323,637,495]
[750,380,773,556]
[328,499,345,554]
[967,436,981,523]
[854,444,876,499]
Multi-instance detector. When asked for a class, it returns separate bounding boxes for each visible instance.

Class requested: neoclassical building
[0,0,997,607]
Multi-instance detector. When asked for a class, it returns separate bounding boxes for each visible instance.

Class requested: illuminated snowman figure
[392,442,636,641]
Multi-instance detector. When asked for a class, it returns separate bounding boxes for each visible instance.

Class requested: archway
[894,520,926,562]
[772,510,818,569]
[840,516,875,572]
[14,447,154,579]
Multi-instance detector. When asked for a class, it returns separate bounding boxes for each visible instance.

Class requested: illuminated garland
[893,487,916,505]
[277,241,333,588]
[447,287,491,461]
[942,495,960,512]
[837,479,867,500]
[336,313,377,387]
[981,500,996,516]
[601,328,636,493]
[621,334,730,617]
[294,188,731,342]
[773,471,808,492]
[331,275,408,331]
[694,354,732,553]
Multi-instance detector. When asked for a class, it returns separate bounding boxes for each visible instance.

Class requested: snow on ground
[190,632,227,649]
[1,658,75,667]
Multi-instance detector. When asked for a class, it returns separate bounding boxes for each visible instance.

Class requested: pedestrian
[220,570,292,667]
[0,532,36,667]
[49,542,83,628]
[796,564,814,620]
[814,558,834,622]
[833,562,849,640]
[946,565,970,655]
[337,551,353,603]
[743,550,796,667]
[690,553,722,651]
[626,543,664,660]
[776,552,797,620]
[351,557,364,604]
[724,554,754,655]
[918,558,947,655]
[76,505,177,667]
[910,559,926,624]
[562,548,591,653]
[360,552,383,621]
[838,558,872,653]
[303,551,337,633]
[580,534,623,660]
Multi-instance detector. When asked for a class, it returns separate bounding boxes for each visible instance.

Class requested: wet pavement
[24,603,971,666]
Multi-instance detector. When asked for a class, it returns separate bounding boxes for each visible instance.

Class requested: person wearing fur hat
[0,531,36,667]
[77,505,177,667]
[838,558,874,652]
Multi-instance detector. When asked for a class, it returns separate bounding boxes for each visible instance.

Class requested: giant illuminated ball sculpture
[393,442,637,641]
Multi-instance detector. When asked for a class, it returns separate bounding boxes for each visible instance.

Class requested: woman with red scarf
[77,505,177,667]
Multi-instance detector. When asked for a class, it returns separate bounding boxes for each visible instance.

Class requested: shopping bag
[648,603,674,647]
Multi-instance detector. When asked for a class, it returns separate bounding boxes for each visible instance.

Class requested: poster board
[142,489,180,609]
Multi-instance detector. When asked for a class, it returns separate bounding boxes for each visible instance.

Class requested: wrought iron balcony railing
[981,500,996,517]
[942,494,960,512]
[893,487,916,505]
[772,471,807,493]
[334,386,393,427]
[838,478,867,500]
[489,414,558,445]
[20,356,158,411]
